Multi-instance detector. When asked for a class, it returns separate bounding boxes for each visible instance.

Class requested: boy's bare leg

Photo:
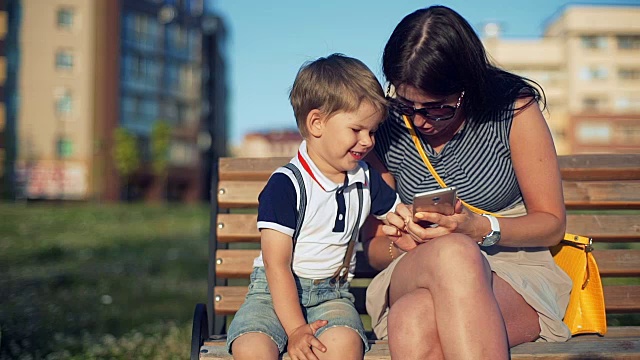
[317,327,364,360]
[231,333,279,360]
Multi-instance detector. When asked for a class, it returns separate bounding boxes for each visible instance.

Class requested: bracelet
[389,240,395,260]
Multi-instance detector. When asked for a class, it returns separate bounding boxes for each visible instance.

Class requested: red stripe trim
[297,151,325,191]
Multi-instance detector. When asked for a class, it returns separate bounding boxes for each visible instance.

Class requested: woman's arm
[496,98,566,247]
[400,99,566,248]
[362,154,417,270]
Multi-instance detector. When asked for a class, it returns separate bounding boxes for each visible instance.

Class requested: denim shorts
[226,266,369,354]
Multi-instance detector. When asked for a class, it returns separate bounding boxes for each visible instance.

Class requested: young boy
[226,54,400,360]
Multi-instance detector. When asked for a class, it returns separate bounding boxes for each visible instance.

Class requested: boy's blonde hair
[289,53,387,138]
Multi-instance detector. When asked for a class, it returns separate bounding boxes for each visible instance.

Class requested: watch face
[482,232,501,247]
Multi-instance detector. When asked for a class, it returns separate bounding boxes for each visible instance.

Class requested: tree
[113,127,139,199]
[150,121,171,200]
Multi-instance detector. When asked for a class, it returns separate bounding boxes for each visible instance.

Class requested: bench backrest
[207,154,640,334]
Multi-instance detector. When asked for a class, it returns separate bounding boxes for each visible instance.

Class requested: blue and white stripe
[374,109,523,213]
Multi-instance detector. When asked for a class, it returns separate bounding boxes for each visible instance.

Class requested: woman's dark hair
[383,5,545,118]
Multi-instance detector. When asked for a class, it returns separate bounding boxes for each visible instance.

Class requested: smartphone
[412,186,458,217]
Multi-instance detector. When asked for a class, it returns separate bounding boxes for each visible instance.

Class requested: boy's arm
[261,228,305,333]
[261,229,327,356]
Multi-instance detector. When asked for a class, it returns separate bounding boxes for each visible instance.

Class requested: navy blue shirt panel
[368,165,398,216]
[257,172,297,231]
[332,176,350,233]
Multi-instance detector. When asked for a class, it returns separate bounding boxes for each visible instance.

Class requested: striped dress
[373,109,523,213]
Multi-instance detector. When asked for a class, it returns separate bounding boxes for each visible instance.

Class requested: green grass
[0,203,210,359]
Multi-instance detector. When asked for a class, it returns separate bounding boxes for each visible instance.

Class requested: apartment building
[484,5,640,154]
[14,0,96,199]
[234,130,302,158]
[9,0,227,202]
[548,6,640,154]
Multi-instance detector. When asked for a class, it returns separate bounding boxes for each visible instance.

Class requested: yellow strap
[401,115,591,246]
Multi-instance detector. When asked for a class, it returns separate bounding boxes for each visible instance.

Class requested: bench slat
[217,181,265,209]
[219,157,289,181]
[597,249,640,276]
[563,181,640,209]
[215,251,380,280]
[510,337,640,359]
[200,336,640,359]
[218,180,640,209]
[212,286,248,315]
[558,154,640,181]
[213,285,640,315]
[217,213,640,243]
[217,154,640,182]
[605,285,640,312]
[215,249,640,278]
[569,326,640,339]
[215,249,260,278]
[216,214,259,242]
[566,215,640,242]
[202,326,640,347]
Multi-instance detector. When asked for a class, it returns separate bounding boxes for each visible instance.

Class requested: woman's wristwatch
[479,214,501,247]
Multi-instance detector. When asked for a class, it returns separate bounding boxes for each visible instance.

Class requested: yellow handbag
[549,236,607,335]
[402,114,607,336]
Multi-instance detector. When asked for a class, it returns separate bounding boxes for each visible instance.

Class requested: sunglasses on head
[387,90,465,122]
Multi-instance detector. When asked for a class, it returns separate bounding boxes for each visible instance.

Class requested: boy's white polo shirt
[254,141,399,280]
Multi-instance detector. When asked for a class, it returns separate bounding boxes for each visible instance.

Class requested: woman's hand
[381,204,419,252]
[401,199,485,243]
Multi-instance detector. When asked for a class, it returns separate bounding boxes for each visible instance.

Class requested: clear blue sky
[208,1,639,146]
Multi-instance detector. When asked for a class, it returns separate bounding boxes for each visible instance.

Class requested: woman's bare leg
[492,274,541,346]
[388,288,443,359]
[388,234,509,360]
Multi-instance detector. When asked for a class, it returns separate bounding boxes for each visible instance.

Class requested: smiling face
[395,84,466,141]
[305,101,384,183]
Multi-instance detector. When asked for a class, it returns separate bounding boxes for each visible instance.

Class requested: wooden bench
[191,153,640,359]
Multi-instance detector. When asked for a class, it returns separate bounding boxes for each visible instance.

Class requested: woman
[363,6,572,359]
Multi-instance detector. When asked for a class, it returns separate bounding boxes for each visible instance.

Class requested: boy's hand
[287,319,328,360]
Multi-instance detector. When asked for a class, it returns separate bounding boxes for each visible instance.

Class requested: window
[57,137,73,158]
[57,8,74,29]
[133,14,160,50]
[581,35,607,50]
[582,97,607,112]
[580,66,608,81]
[169,141,198,166]
[576,123,611,144]
[615,97,640,112]
[190,0,204,16]
[55,50,74,70]
[166,62,181,92]
[162,101,178,122]
[619,68,640,80]
[169,25,188,50]
[56,92,73,116]
[615,123,640,145]
[618,35,640,50]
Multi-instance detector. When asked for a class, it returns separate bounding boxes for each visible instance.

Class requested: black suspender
[283,163,363,282]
